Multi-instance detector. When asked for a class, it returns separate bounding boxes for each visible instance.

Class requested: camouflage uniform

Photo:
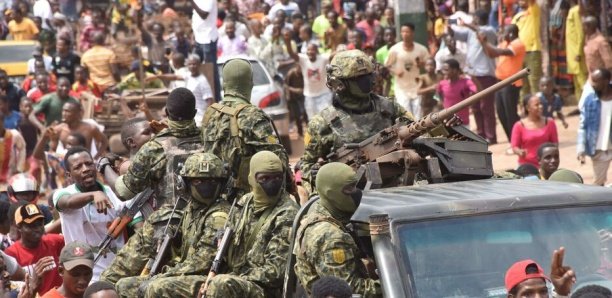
[201,58,288,197]
[103,120,202,287]
[301,50,414,192]
[138,200,228,298]
[294,201,381,297]
[205,193,299,298]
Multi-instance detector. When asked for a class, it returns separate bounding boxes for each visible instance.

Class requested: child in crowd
[537,76,568,129]
[417,58,441,117]
[71,66,101,99]
[436,58,477,126]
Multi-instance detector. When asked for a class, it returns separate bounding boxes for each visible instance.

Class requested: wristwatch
[97,157,112,175]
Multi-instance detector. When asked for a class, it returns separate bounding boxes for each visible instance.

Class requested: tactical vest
[320,96,399,151]
[201,102,251,194]
[155,134,203,206]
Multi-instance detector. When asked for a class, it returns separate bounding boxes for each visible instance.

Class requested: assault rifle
[326,69,530,189]
[197,177,240,298]
[94,188,155,264]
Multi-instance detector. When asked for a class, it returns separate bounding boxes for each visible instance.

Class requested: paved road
[287,107,611,185]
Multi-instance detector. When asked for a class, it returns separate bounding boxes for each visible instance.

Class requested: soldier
[200,151,299,298]
[113,153,231,298]
[300,50,414,193]
[294,162,381,297]
[201,58,289,197]
[101,87,201,284]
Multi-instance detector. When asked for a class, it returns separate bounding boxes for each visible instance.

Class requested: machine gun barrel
[328,68,529,166]
[400,68,530,142]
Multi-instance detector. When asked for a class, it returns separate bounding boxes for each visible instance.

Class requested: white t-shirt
[596,99,612,151]
[33,0,52,30]
[267,2,300,20]
[387,42,430,99]
[169,67,190,89]
[298,53,330,97]
[53,184,129,281]
[192,0,218,44]
[182,74,213,125]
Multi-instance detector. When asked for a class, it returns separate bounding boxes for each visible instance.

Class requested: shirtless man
[53,101,108,159]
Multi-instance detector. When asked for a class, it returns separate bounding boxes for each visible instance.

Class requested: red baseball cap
[505,259,550,291]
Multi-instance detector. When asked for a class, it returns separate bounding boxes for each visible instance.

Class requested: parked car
[217,56,292,154]
[284,179,612,297]
[0,40,37,84]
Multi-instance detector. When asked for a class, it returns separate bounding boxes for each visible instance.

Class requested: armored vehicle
[284,179,612,297]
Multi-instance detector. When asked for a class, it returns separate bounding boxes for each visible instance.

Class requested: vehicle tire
[280,135,293,155]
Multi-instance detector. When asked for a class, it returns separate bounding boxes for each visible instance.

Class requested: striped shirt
[81,46,117,91]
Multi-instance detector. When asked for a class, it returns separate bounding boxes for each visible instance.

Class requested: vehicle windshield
[0,44,35,64]
[398,205,612,297]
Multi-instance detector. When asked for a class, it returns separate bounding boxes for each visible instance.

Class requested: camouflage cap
[328,49,374,79]
[180,153,227,179]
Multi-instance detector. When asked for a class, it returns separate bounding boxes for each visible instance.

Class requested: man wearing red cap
[505,247,575,297]
[4,204,64,296]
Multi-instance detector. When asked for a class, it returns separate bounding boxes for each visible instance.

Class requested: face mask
[190,181,221,205]
[258,179,283,198]
[354,74,374,94]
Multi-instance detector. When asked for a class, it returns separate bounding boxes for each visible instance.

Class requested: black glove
[97,157,112,175]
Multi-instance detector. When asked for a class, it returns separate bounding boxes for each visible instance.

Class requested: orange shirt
[40,288,65,298]
[495,39,526,87]
[7,18,39,40]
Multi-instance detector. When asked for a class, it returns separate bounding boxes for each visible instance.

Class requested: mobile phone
[448,19,457,25]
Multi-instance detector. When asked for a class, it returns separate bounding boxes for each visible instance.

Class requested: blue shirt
[537,92,563,118]
[3,110,21,129]
[453,26,497,76]
[577,83,609,156]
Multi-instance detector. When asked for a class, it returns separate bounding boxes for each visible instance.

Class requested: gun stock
[94,188,154,264]
[328,68,530,166]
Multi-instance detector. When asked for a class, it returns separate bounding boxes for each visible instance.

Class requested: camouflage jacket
[156,199,230,277]
[100,206,184,284]
[224,192,299,297]
[201,97,289,196]
[301,95,413,192]
[115,121,201,203]
[294,201,381,297]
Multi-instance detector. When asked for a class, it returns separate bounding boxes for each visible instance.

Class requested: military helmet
[179,153,228,179]
[327,49,374,79]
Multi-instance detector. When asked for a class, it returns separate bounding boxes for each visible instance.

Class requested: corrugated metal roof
[352,179,612,222]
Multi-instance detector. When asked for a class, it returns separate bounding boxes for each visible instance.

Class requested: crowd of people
[0,0,610,297]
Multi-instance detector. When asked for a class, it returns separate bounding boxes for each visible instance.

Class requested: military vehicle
[283,68,612,297]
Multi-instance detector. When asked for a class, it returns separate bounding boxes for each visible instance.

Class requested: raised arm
[190,0,210,20]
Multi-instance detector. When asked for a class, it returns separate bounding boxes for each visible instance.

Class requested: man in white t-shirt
[53,147,135,281]
[268,0,300,20]
[284,34,332,119]
[154,55,213,126]
[33,0,53,30]
[386,22,430,118]
[192,0,220,101]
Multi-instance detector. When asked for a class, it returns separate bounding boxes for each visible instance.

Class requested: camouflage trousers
[116,275,206,298]
[100,206,182,284]
[206,274,264,298]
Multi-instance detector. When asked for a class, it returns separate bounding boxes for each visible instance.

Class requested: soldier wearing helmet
[109,153,231,297]
[300,49,415,193]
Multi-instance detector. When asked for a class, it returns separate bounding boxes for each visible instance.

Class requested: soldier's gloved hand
[444,114,463,127]
[310,158,327,182]
[96,157,112,175]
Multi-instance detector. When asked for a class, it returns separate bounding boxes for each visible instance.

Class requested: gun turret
[327,69,530,189]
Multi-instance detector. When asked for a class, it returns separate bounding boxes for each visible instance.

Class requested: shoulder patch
[331,248,346,264]
[303,132,311,146]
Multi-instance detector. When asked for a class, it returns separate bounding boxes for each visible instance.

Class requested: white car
[217,56,292,154]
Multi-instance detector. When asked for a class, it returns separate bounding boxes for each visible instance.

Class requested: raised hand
[550,247,576,296]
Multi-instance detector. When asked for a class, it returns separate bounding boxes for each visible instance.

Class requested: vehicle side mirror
[273,74,284,84]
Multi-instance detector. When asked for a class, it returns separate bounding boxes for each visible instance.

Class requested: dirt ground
[288,106,611,185]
